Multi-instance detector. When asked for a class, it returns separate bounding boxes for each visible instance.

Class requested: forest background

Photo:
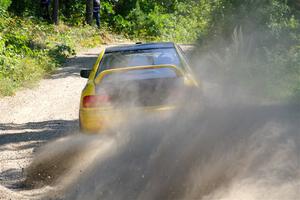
[0,0,299,101]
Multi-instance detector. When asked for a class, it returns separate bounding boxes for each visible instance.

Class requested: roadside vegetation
[195,0,300,101]
[0,2,111,96]
[0,12,105,96]
[0,0,299,100]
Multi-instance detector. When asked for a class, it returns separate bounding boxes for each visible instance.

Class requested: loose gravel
[0,47,101,199]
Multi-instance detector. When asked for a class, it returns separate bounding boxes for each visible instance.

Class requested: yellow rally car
[79,42,199,133]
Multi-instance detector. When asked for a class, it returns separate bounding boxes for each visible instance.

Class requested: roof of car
[105,42,176,53]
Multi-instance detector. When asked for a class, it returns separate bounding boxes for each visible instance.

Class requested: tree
[52,0,59,24]
[86,0,93,25]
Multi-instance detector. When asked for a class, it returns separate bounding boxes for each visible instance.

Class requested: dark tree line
[8,0,98,25]
[5,0,300,36]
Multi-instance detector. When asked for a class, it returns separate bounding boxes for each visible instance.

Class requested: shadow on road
[48,54,98,80]
[0,120,78,148]
[0,120,79,188]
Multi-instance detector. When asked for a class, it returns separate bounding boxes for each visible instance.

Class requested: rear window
[98,48,182,73]
[101,68,179,84]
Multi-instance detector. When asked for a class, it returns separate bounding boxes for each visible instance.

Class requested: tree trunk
[53,0,59,25]
[86,0,93,25]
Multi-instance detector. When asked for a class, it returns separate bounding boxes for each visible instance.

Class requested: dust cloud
[24,34,300,199]
[25,95,300,199]
[55,104,299,200]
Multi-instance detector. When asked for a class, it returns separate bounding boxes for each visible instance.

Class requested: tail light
[83,95,110,108]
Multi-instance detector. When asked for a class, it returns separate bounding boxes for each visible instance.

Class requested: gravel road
[0,44,195,199]
[0,47,102,199]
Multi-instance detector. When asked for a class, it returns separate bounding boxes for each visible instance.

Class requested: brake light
[83,95,110,108]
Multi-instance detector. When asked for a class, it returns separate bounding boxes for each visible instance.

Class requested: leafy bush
[0,0,11,11]
[0,11,105,96]
[195,0,300,101]
[107,1,212,42]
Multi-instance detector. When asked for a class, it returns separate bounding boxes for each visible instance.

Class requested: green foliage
[0,11,104,96]
[0,0,11,10]
[4,0,213,42]
[196,0,300,101]
[160,1,212,43]
[107,0,213,42]
[2,0,299,101]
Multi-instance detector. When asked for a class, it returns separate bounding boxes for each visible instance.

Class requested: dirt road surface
[0,47,103,199]
[0,45,194,199]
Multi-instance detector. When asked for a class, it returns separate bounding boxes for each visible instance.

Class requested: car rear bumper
[79,105,176,133]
